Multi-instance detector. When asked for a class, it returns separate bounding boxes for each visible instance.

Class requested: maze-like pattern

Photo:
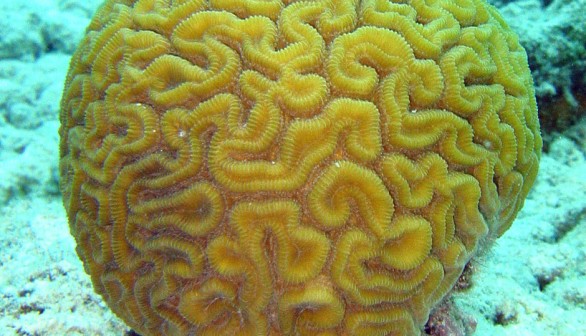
[59,0,541,335]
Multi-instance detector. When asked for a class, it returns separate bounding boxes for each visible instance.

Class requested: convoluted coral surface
[59,0,541,335]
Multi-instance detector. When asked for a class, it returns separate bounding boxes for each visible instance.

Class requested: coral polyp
[59,0,541,335]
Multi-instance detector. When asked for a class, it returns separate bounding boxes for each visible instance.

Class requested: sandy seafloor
[0,0,585,335]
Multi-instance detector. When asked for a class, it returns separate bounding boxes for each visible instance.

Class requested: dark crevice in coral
[537,273,556,291]
[453,262,475,292]
[492,306,517,326]
[539,74,586,143]
[425,299,477,336]
[18,303,45,315]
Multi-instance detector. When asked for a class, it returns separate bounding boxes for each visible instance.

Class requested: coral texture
[59,0,541,335]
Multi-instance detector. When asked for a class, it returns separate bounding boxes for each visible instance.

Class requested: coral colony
[59,0,541,335]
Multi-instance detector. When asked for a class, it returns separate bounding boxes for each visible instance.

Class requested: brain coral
[59,0,542,335]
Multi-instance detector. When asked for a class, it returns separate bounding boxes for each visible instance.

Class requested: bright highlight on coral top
[59,0,542,335]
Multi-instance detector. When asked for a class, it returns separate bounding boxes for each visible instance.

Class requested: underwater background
[0,0,584,335]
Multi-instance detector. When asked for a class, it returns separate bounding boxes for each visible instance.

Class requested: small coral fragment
[60,0,541,335]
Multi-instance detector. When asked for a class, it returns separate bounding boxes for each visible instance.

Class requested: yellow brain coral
[59,0,541,335]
